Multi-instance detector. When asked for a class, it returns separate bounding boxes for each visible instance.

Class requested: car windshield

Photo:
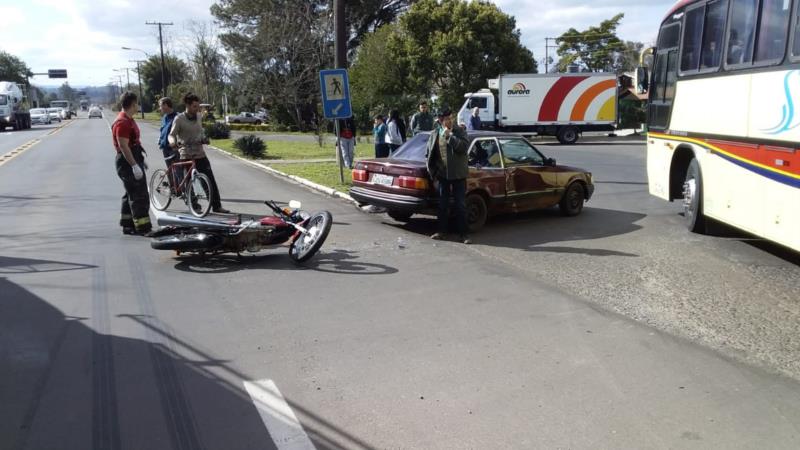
[390,132,430,161]
[498,138,545,166]
[31,108,45,114]
[0,94,7,105]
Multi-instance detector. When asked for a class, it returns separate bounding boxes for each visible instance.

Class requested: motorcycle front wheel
[289,211,332,263]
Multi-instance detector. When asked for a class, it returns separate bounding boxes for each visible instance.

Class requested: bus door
[648,21,681,130]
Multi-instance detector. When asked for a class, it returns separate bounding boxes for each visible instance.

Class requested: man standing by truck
[410,101,434,136]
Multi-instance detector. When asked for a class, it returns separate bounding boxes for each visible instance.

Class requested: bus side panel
[670,75,750,138]
[647,137,673,201]
[763,179,800,251]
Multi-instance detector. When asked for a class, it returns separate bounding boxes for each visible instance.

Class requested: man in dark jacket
[426,108,471,244]
[410,101,434,135]
[158,97,178,167]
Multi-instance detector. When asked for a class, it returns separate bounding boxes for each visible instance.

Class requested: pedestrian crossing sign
[319,69,352,119]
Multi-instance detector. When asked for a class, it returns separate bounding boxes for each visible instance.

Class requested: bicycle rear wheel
[149,169,172,211]
[187,172,213,217]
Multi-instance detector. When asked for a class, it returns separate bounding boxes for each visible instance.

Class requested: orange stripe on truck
[570,79,617,121]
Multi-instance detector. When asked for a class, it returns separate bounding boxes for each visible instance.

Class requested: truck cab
[458,89,496,129]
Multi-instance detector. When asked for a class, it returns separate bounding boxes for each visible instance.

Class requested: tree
[0,51,32,84]
[58,82,76,102]
[557,13,626,72]
[387,0,536,110]
[140,54,190,108]
[615,41,646,73]
[212,0,332,130]
[346,1,417,56]
[183,21,227,107]
[350,24,416,130]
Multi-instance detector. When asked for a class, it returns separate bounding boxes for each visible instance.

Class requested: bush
[228,123,271,132]
[204,122,231,139]
[274,124,289,132]
[233,134,266,159]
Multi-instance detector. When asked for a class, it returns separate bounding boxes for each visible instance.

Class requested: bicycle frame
[167,160,198,196]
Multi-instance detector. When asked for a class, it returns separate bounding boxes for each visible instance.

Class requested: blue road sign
[319,69,352,119]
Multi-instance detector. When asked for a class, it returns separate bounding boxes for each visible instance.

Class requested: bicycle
[149,158,214,217]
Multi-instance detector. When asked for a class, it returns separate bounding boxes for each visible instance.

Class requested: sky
[1,0,677,87]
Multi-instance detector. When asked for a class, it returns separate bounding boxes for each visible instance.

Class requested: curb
[208,145,358,205]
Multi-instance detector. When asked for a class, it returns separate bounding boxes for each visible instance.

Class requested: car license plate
[371,174,394,186]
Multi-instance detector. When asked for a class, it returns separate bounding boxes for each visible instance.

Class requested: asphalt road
[1,115,799,449]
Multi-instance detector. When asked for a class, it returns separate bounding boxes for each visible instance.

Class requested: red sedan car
[350,131,595,231]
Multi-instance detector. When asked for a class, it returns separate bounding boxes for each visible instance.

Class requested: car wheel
[557,126,579,145]
[683,158,706,233]
[466,193,488,232]
[387,211,413,222]
[559,182,585,216]
[254,120,262,125]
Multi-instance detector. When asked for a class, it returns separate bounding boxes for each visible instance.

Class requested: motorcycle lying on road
[150,200,332,262]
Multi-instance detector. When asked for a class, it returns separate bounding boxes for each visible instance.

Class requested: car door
[498,138,561,211]
[467,138,506,202]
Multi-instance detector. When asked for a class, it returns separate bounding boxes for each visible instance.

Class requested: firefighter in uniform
[112,91,153,235]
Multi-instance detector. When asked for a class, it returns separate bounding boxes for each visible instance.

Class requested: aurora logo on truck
[507,83,530,96]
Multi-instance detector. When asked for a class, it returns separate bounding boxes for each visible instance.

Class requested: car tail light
[398,176,429,190]
[352,169,368,182]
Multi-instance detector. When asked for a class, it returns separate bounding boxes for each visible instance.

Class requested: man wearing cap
[426,108,471,244]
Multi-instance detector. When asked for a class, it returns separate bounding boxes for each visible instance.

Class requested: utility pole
[130,60,145,119]
[146,21,173,98]
[333,0,346,183]
[544,37,560,73]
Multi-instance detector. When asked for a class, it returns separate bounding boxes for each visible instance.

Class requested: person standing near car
[426,108,471,244]
[385,110,404,153]
[337,117,356,169]
[168,93,230,214]
[373,115,390,158]
[468,107,482,132]
[112,91,153,236]
[158,97,178,167]
[410,101,434,136]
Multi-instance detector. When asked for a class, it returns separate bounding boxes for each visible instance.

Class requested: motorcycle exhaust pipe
[155,211,234,230]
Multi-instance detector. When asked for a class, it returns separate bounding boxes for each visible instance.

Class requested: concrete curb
[208,145,358,205]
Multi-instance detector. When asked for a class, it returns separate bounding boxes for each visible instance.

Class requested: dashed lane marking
[0,120,74,168]
[244,379,316,450]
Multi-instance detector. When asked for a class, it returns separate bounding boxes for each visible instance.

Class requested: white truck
[50,100,75,119]
[458,73,618,144]
[0,81,32,131]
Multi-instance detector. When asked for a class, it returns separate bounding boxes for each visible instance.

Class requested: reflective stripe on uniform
[133,216,151,226]
[120,214,133,220]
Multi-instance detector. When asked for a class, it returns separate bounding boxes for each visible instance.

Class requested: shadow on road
[696,218,800,266]
[0,255,97,274]
[172,249,398,275]
[0,277,375,450]
[387,207,645,257]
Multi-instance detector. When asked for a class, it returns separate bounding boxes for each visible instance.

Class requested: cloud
[11,0,675,86]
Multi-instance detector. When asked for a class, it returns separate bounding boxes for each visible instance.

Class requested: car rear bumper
[350,186,430,212]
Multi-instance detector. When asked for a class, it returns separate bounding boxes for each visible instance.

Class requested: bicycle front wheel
[149,169,172,211]
[187,172,213,217]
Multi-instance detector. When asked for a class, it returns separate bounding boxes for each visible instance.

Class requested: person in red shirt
[112,92,152,235]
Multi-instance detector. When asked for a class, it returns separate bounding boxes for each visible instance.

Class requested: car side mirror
[546,157,556,166]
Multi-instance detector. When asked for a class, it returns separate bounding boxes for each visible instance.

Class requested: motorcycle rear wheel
[289,211,332,263]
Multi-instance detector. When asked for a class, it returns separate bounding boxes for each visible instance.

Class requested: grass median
[269,162,354,192]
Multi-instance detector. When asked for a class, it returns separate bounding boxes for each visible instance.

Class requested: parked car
[46,108,62,123]
[56,107,68,120]
[88,107,103,118]
[349,131,595,231]
[225,112,263,125]
[30,108,52,125]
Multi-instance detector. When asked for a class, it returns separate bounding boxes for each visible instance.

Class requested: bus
[646,0,800,252]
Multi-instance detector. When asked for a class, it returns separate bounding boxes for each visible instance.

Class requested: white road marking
[243,379,316,450]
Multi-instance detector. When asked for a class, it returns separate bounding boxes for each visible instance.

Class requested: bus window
[726,0,757,66]
[664,52,679,102]
[681,5,705,72]
[659,22,682,49]
[794,2,800,57]
[700,0,728,69]
[754,0,792,63]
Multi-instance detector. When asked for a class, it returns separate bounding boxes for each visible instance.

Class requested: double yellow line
[0,120,74,168]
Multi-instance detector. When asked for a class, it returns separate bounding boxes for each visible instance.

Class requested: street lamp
[129,60,146,119]
[122,46,151,58]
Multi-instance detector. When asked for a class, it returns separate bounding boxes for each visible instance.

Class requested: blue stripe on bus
[712,150,800,189]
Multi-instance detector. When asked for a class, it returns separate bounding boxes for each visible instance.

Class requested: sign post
[319,69,352,184]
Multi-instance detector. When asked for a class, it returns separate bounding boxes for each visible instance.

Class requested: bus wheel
[683,158,706,233]
[557,126,579,145]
